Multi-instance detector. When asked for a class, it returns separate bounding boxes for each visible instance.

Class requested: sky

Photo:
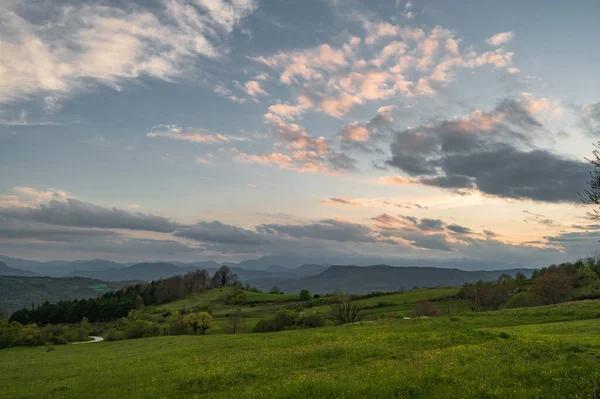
[1,0,600,267]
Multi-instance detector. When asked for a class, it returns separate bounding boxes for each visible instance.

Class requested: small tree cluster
[330,300,363,324]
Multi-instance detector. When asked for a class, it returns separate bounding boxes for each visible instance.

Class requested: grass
[3,288,600,398]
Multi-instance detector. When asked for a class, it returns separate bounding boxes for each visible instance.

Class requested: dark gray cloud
[380,229,453,252]
[386,98,590,203]
[328,152,359,172]
[258,219,385,244]
[446,224,473,234]
[0,216,119,242]
[174,221,270,245]
[581,101,600,135]
[0,199,180,232]
[439,146,588,202]
[395,202,427,209]
[483,230,498,238]
[417,218,445,231]
[523,210,556,226]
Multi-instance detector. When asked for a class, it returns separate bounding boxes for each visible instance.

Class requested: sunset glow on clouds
[1,0,599,266]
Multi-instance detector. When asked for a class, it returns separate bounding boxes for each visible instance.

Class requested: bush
[299,289,311,301]
[252,319,272,333]
[269,286,283,295]
[505,292,540,309]
[331,301,363,324]
[125,320,161,339]
[415,300,438,317]
[303,313,325,328]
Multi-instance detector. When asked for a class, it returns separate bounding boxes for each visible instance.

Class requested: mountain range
[0,255,535,299]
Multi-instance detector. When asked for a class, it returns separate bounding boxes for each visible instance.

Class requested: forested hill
[249,265,534,294]
[0,276,129,312]
[0,262,37,277]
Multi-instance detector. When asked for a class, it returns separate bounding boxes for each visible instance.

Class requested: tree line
[9,266,238,325]
[458,257,600,311]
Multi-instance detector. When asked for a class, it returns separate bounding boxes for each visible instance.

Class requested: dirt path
[71,336,104,344]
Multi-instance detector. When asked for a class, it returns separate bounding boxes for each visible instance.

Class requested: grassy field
[2,288,600,398]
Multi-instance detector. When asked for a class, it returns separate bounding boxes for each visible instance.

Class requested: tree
[579,142,600,219]
[331,300,363,324]
[530,270,572,305]
[514,272,527,287]
[269,286,283,295]
[298,289,311,301]
[210,266,239,289]
[226,309,243,334]
[184,312,213,335]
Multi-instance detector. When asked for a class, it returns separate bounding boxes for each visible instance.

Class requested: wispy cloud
[0,0,258,103]
[487,31,515,47]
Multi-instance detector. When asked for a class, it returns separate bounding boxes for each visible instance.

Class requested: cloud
[401,232,454,251]
[396,202,427,209]
[258,218,391,244]
[253,23,517,118]
[386,98,590,202]
[0,110,60,126]
[339,122,371,142]
[213,84,246,104]
[0,216,120,242]
[0,0,258,103]
[581,101,600,135]
[372,213,403,226]
[267,95,313,120]
[415,218,445,231]
[322,197,363,207]
[0,198,180,233]
[378,176,413,185]
[523,210,556,227]
[483,230,498,238]
[243,80,267,97]
[234,151,295,169]
[446,224,473,234]
[257,113,358,173]
[11,187,69,204]
[147,125,229,143]
[174,220,269,245]
[487,31,514,47]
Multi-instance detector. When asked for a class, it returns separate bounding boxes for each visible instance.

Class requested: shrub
[269,286,283,295]
[331,301,363,324]
[415,300,438,317]
[299,289,311,301]
[125,320,161,339]
[252,319,272,333]
[505,292,540,309]
[303,313,325,328]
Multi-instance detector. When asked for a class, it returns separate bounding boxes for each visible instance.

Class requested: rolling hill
[0,261,38,276]
[0,276,129,312]
[249,265,534,294]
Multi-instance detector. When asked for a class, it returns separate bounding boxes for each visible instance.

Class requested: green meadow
[2,288,600,399]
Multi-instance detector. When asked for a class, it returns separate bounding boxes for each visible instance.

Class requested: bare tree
[226,309,243,334]
[579,142,600,219]
[210,266,239,289]
[331,300,363,324]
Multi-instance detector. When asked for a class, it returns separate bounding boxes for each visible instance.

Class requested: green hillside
[2,297,600,398]
[0,276,129,312]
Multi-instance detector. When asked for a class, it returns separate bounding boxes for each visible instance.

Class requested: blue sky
[1,0,599,266]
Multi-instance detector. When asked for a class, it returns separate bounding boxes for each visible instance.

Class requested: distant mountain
[0,262,38,277]
[0,255,48,271]
[248,265,534,294]
[70,262,188,281]
[0,276,128,312]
